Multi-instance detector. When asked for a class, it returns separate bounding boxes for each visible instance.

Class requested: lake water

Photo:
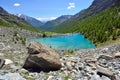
[30,33,96,50]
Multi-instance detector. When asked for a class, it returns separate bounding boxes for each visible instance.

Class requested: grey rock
[29,72,40,78]
[47,76,55,80]
[91,73,102,80]
[97,54,113,61]
[96,64,116,80]
[23,42,61,71]
[101,75,111,80]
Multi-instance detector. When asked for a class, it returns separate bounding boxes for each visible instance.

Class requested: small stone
[101,48,109,53]
[0,53,4,56]
[29,72,39,78]
[4,59,13,65]
[61,62,65,67]
[20,68,29,74]
[115,52,120,58]
[47,76,54,80]
[101,75,111,80]
[97,55,113,61]
[66,61,72,71]
[91,73,102,80]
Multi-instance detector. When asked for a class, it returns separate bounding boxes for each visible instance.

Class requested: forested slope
[54,0,120,45]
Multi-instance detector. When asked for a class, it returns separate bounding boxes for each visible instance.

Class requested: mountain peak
[0,6,8,14]
[15,14,43,27]
[15,14,22,17]
[0,6,39,32]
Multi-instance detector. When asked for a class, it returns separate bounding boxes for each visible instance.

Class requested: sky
[0,0,93,22]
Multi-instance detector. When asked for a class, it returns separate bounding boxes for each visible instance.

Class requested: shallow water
[30,33,96,50]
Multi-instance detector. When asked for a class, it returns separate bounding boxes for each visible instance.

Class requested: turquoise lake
[30,33,96,50]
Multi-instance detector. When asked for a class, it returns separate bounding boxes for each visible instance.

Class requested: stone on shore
[23,42,61,71]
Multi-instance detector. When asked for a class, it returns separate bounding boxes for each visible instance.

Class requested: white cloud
[67,2,75,9]
[14,3,21,7]
[36,17,57,22]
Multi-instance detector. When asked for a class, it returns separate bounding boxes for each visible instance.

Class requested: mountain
[40,15,72,31]
[15,14,43,28]
[0,6,40,32]
[54,0,115,32]
[72,9,86,18]
[54,0,120,45]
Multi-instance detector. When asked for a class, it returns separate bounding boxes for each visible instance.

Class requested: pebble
[47,76,54,80]
[4,59,13,65]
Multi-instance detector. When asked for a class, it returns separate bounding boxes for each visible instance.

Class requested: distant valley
[40,15,72,31]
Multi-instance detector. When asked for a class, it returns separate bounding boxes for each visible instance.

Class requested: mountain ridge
[53,0,115,32]
[0,6,40,32]
[40,15,72,31]
[15,14,43,28]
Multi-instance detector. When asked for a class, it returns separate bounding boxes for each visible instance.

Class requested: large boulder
[23,42,61,71]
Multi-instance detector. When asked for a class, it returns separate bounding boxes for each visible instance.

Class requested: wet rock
[23,42,61,71]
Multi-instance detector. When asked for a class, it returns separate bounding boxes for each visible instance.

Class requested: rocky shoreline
[0,26,120,80]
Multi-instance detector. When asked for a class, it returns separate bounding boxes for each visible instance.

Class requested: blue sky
[0,0,93,21]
